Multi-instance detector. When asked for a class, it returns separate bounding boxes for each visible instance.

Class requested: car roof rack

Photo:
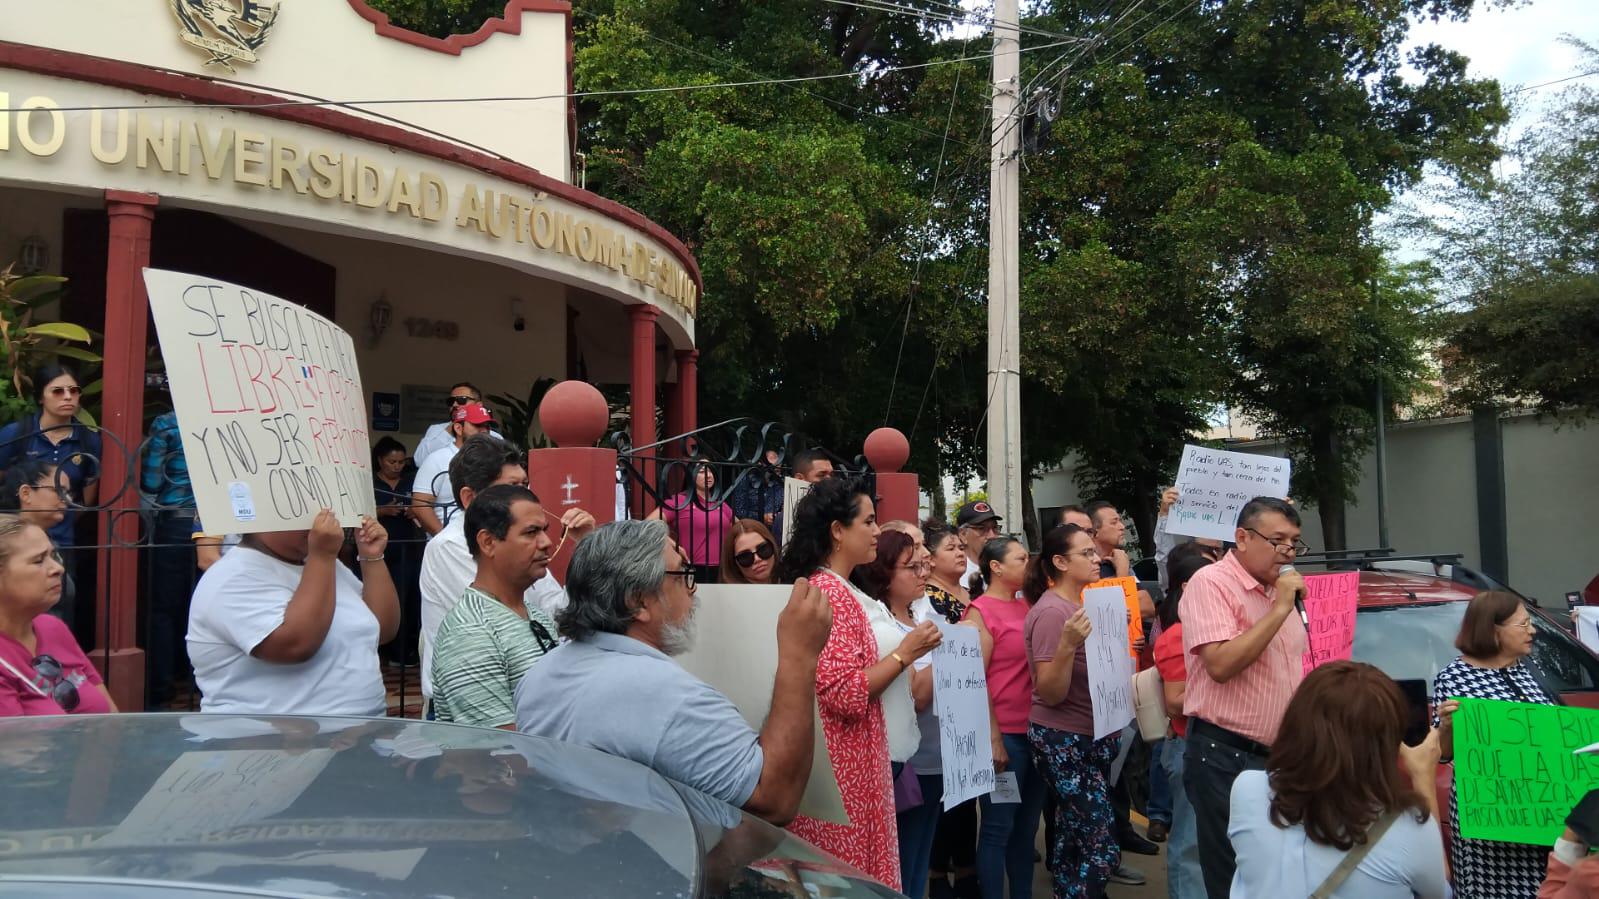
[1293,548,1532,604]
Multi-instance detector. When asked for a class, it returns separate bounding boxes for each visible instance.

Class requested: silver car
[0,714,902,898]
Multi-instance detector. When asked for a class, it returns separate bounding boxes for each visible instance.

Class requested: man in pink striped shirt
[1179,496,1308,899]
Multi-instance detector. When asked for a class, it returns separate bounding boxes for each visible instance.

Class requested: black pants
[1183,722,1267,899]
[145,511,198,704]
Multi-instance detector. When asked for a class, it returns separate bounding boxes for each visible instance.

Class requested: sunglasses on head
[32,654,79,711]
[734,542,775,568]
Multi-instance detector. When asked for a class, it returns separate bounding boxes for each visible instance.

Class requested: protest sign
[143,269,375,532]
[1087,576,1144,659]
[1083,585,1136,740]
[1452,698,1599,845]
[1168,444,1290,542]
[929,621,996,809]
[102,749,334,845]
[781,476,811,545]
[1575,607,1599,655]
[673,584,847,824]
[1301,571,1361,674]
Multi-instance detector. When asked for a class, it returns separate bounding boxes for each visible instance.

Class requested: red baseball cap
[452,401,497,427]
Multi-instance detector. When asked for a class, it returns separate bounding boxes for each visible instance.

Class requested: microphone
[1280,564,1308,627]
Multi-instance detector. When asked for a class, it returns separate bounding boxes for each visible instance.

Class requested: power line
[816,0,1085,42]
[1508,68,1599,94]
[0,39,1082,115]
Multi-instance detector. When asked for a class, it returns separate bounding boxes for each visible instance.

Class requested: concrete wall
[1031,412,1599,604]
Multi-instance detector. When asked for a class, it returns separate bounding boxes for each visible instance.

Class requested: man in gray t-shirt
[515,519,830,825]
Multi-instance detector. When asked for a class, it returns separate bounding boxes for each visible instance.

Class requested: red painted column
[865,428,920,524]
[676,349,699,436]
[95,189,157,711]
[527,381,616,584]
[629,305,659,516]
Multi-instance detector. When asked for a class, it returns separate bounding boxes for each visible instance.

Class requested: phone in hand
[1568,789,1599,846]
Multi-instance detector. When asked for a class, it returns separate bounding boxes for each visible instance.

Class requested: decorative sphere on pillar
[539,380,609,448]
[863,428,911,473]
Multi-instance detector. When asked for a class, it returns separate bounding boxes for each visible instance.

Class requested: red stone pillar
[676,349,699,436]
[95,189,157,711]
[629,305,658,517]
[528,381,617,584]
[865,427,920,524]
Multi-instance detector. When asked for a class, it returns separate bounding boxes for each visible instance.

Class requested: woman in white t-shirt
[1228,660,1449,899]
[187,509,400,717]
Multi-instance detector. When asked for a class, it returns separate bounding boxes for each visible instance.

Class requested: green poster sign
[1453,697,1599,845]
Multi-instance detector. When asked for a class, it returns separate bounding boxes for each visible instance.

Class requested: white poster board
[143,268,377,531]
[672,584,848,824]
[101,749,334,845]
[1167,444,1291,542]
[930,620,996,809]
[780,476,811,545]
[1576,607,1599,654]
[1083,586,1136,740]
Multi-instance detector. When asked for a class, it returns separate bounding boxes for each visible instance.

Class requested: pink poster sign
[1301,571,1361,674]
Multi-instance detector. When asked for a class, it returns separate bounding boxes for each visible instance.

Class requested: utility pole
[1372,270,1391,549]
[986,0,1024,538]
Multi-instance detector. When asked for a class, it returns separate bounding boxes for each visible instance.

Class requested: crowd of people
[2,371,1598,899]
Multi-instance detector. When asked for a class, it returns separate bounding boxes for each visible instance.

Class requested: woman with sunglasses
[719,518,778,585]
[0,366,101,570]
[0,515,115,716]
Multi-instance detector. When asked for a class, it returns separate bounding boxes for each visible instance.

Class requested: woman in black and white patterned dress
[1433,590,1552,899]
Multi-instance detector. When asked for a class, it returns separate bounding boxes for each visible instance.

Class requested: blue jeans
[897,773,944,899]
[1147,737,1172,825]
[977,732,1046,899]
[1162,736,1203,899]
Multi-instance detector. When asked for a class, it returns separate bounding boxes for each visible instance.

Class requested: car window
[1528,615,1599,694]
[1352,603,1466,696]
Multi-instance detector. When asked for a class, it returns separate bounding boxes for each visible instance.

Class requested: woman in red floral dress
[778,476,942,891]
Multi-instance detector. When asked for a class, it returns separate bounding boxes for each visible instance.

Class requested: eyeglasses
[1063,548,1102,561]
[448,395,481,406]
[1500,619,1535,632]
[664,568,697,592]
[31,654,79,711]
[27,482,67,498]
[46,386,81,398]
[734,542,775,569]
[1244,527,1310,557]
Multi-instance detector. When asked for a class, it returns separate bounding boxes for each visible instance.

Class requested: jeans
[1146,737,1172,825]
[1162,736,1203,899]
[897,773,944,899]
[1183,727,1267,899]
[977,732,1046,899]
[1030,725,1120,899]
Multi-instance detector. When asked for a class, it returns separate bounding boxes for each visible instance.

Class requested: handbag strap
[1308,809,1403,899]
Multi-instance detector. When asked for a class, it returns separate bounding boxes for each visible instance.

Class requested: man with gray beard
[514,519,832,826]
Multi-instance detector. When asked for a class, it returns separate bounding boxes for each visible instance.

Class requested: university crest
[168,0,280,73]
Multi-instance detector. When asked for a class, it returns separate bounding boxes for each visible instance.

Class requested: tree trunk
[1310,427,1348,552]
[929,456,947,524]
[1022,476,1040,550]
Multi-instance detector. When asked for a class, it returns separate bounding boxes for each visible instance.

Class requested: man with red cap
[411,401,496,536]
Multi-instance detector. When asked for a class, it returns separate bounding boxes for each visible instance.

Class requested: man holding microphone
[1178,496,1309,899]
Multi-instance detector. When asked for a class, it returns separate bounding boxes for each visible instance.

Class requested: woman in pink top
[0,516,116,716]
[964,535,1045,899]
[651,461,735,582]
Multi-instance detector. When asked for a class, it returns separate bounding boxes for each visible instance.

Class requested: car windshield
[1353,602,1599,699]
[0,715,896,899]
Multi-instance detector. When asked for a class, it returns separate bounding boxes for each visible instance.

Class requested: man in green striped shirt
[432,484,558,729]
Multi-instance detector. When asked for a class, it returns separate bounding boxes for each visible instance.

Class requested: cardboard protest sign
[143,269,375,532]
[929,620,996,809]
[672,584,848,824]
[1452,698,1599,845]
[1168,444,1290,542]
[1301,571,1360,674]
[1083,585,1136,740]
[1087,576,1144,659]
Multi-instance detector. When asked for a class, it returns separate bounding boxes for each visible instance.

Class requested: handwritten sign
[143,269,376,531]
[672,584,848,824]
[1301,572,1360,674]
[930,621,996,809]
[780,476,811,545]
[1084,585,1136,740]
[1453,698,1599,845]
[1168,444,1290,542]
[101,749,334,845]
[1088,576,1144,659]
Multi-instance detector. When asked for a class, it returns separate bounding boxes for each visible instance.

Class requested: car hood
[0,714,891,899]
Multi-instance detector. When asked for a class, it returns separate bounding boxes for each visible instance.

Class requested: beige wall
[1032,413,1599,604]
[3,0,570,178]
